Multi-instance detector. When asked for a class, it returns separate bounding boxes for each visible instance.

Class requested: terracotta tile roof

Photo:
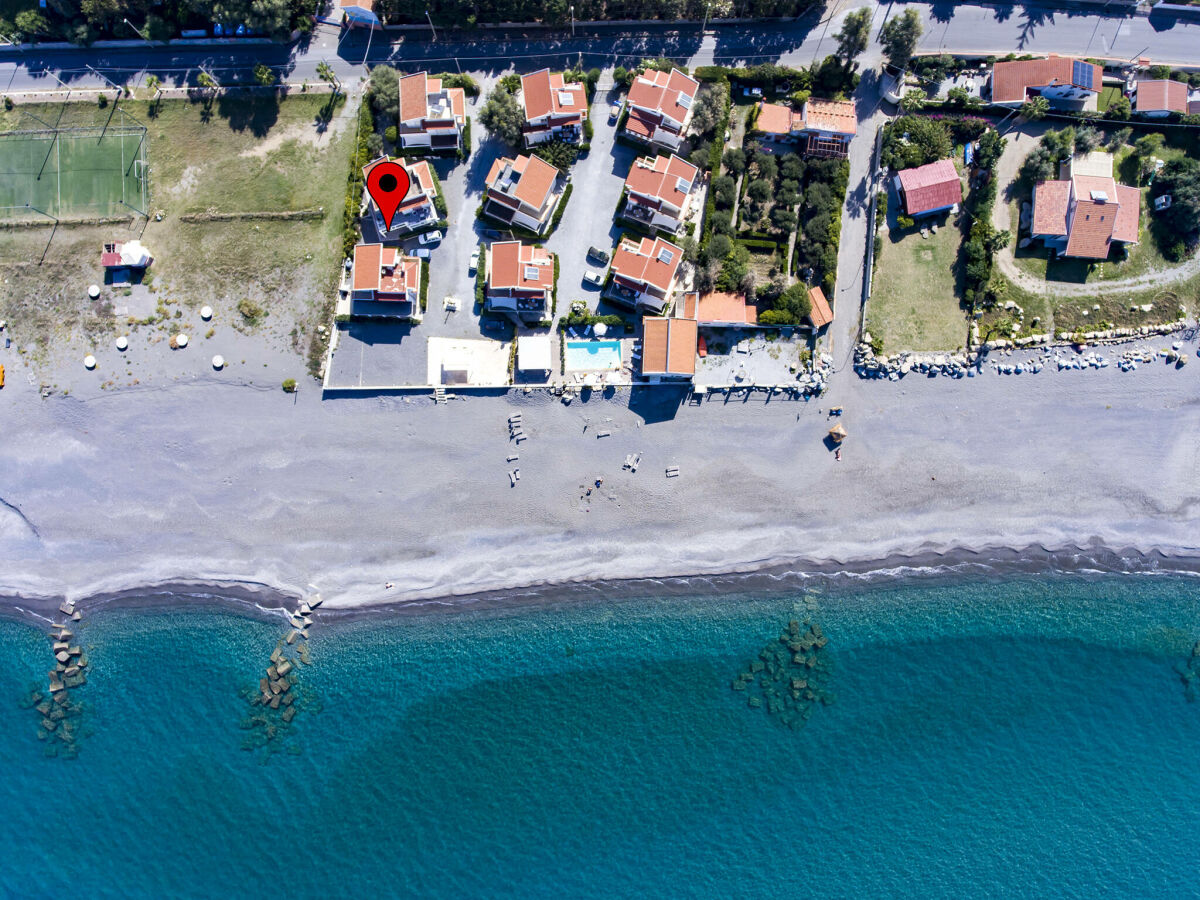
[755,101,795,135]
[691,291,757,325]
[642,316,697,376]
[991,56,1101,104]
[624,153,698,211]
[897,159,962,215]
[399,72,428,123]
[624,108,657,138]
[351,244,418,298]
[627,68,699,125]
[1135,78,1188,113]
[1073,174,1117,201]
[611,235,683,294]
[1065,198,1118,258]
[360,156,435,212]
[488,241,554,291]
[1190,99,1200,116]
[681,292,697,319]
[447,87,466,121]
[802,98,857,136]
[521,69,587,122]
[486,154,559,210]
[1113,184,1141,244]
[808,286,833,328]
[1032,180,1071,236]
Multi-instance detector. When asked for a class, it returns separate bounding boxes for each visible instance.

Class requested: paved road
[7,1,1200,94]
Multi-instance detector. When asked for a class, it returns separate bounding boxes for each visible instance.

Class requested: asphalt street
[5,2,1200,94]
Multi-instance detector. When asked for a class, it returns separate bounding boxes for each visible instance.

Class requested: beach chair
[665,466,680,478]
[509,471,517,487]
[507,454,519,462]
[630,453,641,473]
[596,430,611,438]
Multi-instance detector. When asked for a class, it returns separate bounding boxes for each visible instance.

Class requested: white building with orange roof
[621,153,700,236]
[398,72,466,152]
[989,55,1101,110]
[485,241,556,322]
[348,243,423,320]
[360,156,440,238]
[1030,151,1140,260]
[605,235,683,314]
[640,315,697,382]
[622,67,699,152]
[520,69,588,147]
[753,98,857,158]
[482,153,566,235]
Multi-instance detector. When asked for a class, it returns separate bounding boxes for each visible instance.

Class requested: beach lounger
[665,466,680,477]
[507,454,519,462]
[623,454,634,469]
[508,414,523,424]
[630,453,641,473]
[596,430,611,438]
[514,469,520,481]
[509,471,517,487]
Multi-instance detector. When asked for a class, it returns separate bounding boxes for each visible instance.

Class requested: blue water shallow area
[3,573,1200,898]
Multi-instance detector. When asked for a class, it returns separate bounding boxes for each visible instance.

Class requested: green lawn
[1098,86,1123,112]
[866,213,967,352]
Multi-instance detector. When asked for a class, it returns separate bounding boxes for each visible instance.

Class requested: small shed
[517,334,553,372]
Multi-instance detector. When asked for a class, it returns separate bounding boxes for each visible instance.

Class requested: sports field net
[0,107,148,221]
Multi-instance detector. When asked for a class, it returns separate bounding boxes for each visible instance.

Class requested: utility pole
[123,18,151,43]
[702,0,711,32]
[362,22,374,66]
[43,68,71,100]
[86,64,124,93]
[570,5,575,38]
[0,29,23,51]
[426,9,437,41]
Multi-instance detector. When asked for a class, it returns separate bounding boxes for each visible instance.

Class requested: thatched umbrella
[828,423,848,442]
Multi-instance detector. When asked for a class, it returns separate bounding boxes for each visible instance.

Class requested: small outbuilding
[517,334,553,373]
[895,159,962,218]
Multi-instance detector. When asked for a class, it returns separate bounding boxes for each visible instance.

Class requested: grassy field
[0,94,354,372]
[866,213,967,352]
[0,123,146,219]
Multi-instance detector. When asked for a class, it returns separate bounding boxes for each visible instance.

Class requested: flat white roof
[517,334,553,370]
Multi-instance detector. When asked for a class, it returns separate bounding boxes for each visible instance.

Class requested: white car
[414,248,431,259]
[418,230,442,245]
[610,102,622,120]
[469,249,480,272]
[583,270,604,287]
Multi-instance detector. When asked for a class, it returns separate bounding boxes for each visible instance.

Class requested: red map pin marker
[365,160,411,232]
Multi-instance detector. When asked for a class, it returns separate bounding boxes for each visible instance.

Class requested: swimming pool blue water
[565,339,621,370]
[2,572,1199,897]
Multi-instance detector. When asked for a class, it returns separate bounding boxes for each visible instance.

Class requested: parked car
[418,230,442,245]
[583,270,604,287]
[469,249,480,272]
[414,248,431,259]
[587,246,610,264]
[609,102,622,121]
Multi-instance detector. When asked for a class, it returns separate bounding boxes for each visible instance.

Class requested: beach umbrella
[200,306,213,320]
[87,285,100,300]
[593,322,608,337]
[176,334,188,348]
[83,355,96,370]
[212,355,225,370]
[115,336,128,351]
[828,423,848,442]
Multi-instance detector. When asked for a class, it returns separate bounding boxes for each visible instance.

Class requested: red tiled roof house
[520,69,588,147]
[361,156,439,237]
[485,240,555,322]
[894,159,963,217]
[621,153,700,235]
[1134,79,1189,116]
[1030,151,1140,259]
[349,243,422,320]
[990,55,1102,110]
[482,154,565,235]
[641,316,697,382]
[398,72,466,152]
[622,67,700,152]
[753,98,856,158]
[680,291,758,327]
[605,235,684,314]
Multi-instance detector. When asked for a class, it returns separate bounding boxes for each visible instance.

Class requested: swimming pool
[565,339,622,371]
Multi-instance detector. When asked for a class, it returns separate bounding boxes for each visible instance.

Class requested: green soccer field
[0,127,147,219]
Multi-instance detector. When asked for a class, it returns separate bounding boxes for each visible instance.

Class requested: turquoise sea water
[3,572,1200,898]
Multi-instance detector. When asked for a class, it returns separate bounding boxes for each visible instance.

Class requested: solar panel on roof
[1072,60,1094,90]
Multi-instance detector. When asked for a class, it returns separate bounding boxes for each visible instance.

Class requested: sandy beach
[1,328,1197,615]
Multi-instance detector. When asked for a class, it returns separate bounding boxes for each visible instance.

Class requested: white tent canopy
[118,240,151,267]
[517,335,553,371]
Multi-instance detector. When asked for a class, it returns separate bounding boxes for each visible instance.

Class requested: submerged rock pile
[240,594,321,753]
[1179,639,1200,703]
[732,617,834,731]
[26,601,89,757]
